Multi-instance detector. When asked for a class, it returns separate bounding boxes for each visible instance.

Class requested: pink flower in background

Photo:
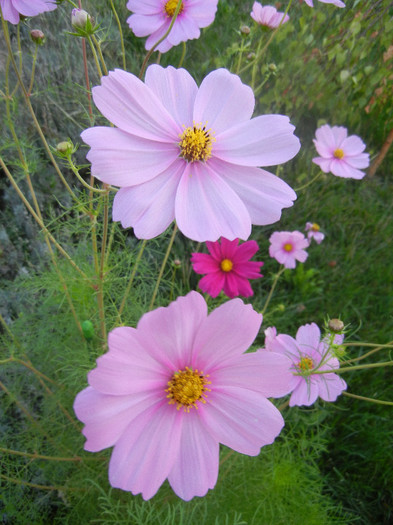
[74,292,293,501]
[269,231,309,269]
[126,0,219,53]
[81,66,300,242]
[305,222,325,244]
[264,323,347,406]
[250,2,289,29]
[303,0,345,7]
[191,238,263,298]
[0,0,57,24]
[312,124,369,179]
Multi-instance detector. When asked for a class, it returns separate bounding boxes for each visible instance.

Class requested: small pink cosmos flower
[303,0,345,7]
[74,291,294,501]
[312,124,369,179]
[191,238,263,298]
[269,231,309,269]
[250,2,289,29]
[81,66,300,242]
[263,323,347,407]
[305,222,325,244]
[126,0,219,53]
[0,0,57,24]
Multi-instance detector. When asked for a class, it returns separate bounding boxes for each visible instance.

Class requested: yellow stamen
[297,357,314,371]
[166,367,211,412]
[220,259,233,272]
[283,243,293,252]
[164,0,184,17]
[333,148,344,159]
[179,123,215,163]
[311,223,320,232]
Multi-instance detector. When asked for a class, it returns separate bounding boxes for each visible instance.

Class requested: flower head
[250,2,289,29]
[303,0,345,7]
[81,66,300,242]
[269,231,309,269]
[312,124,369,179]
[191,238,263,298]
[126,0,219,53]
[264,323,347,406]
[74,292,293,500]
[305,222,325,244]
[0,0,57,24]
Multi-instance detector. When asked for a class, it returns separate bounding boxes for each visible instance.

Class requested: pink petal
[197,272,225,297]
[127,12,164,36]
[168,411,219,500]
[345,153,369,169]
[312,156,333,172]
[289,378,319,407]
[296,323,321,354]
[330,159,365,179]
[167,13,200,45]
[342,135,366,156]
[186,0,218,26]
[127,0,162,15]
[13,0,56,16]
[317,373,347,402]
[1,0,20,23]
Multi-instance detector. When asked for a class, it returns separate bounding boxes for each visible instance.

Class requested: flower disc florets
[164,0,184,17]
[297,357,314,373]
[179,124,214,163]
[166,367,210,411]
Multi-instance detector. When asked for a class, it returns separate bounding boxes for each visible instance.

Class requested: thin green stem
[87,35,103,77]
[109,0,126,70]
[311,361,393,375]
[251,37,263,90]
[27,43,39,95]
[92,34,108,76]
[149,224,178,311]
[294,171,323,192]
[0,474,73,492]
[178,41,187,68]
[261,266,285,317]
[67,156,108,193]
[344,342,393,364]
[343,392,393,406]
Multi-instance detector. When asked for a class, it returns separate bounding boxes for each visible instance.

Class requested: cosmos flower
[250,2,289,29]
[305,222,325,244]
[269,231,309,269]
[303,0,345,7]
[263,322,347,406]
[81,66,300,242]
[312,124,369,179]
[0,0,57,24]
[74,292,294,501]
[126,0,219,53]
[191,238,263,298]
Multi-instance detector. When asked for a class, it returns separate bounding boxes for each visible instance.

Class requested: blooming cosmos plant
[81,66,300,242]
[312,124,369,179]
[305,222,325,244]
[263,323,347,406]
[250,2,289,29]
[126,0,219,53]
[73,292,294,500]
[0,0,57,24]
[269,231,309,269]
[303,0,345,7]
[191,238,263,298]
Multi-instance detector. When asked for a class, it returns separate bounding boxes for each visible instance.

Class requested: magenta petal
[191,253,219,274]
[232,239,259,261]
[168,411,219,501]
[109,401,182,500]
[197,272,225,297]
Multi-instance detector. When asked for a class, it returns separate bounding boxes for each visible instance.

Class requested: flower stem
[178,42,187,68]
[27,43,39,95]
[344,342,393,364]
[149,224,178,311]
[342,392,393,406]
[312,361,393,375]
[261,266,285,317]
[109,0,126,70]
[294,171,323,192]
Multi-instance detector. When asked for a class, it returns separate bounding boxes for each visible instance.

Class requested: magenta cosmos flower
[191,238,263,298]
[263,323,347,407]
[312,124,369,179]
[250,2,289,29]
[0,0,57,24]
[73,292,294,501]
[126,0,219,53]
[81,66,300,242]
[269,231,309,269]
[305,222,324,244]
[303,0,345,7]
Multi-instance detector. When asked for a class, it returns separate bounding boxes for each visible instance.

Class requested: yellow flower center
[333,148,345,159]
[164,0,184,17]
[179,123,215,163]
[166,367,211,412]
[297,357,314,371]
[220,258,233,272]
[283,243,293,252]
[311,223,320,232]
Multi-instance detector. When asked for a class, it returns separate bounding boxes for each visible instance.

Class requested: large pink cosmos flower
[312,124,369,180]
[0,0,57,24]
[126,0,219,53]
[73,292,294,501]
[305,222,325,244]
[269,230,309,269]
[250,2,289,29]
[191,238,263,298]
[263,323,347,407]
[303,0,345,7]
[81,66,300,242]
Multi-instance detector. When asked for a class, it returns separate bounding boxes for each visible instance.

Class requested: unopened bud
[328,319,344,333]
[56,140,74,157]
[247,52,256,61]
[71,8,95,32]
[268,63,277,72]
[81,320,94,340]
[30,29,45,45]
[172,258,181,268]
[240,25,250,36]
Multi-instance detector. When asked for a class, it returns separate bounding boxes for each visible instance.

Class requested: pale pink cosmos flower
[126,0,219,53]
[73,291,294,501]
[303,0,345,7]
[263,323,347,407]
[81,66,300,242]
[269,231,309,269]
[250,2,289,29]
[191,238,263,298]
[0,0,57,24]
[312,124,369,179]
[305,222,325,244]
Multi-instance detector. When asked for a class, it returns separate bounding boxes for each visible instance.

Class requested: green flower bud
[81,320,94,340]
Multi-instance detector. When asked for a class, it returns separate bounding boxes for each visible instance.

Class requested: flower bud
[56,140,74,157]
[268,63,277,72]
[30,29,45,45]
[71,8,94,32]
[247,52,256,61]
[172,258,182,268]
[240,25,250,36]
[328,318,345,333]
[81,320,94,341]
